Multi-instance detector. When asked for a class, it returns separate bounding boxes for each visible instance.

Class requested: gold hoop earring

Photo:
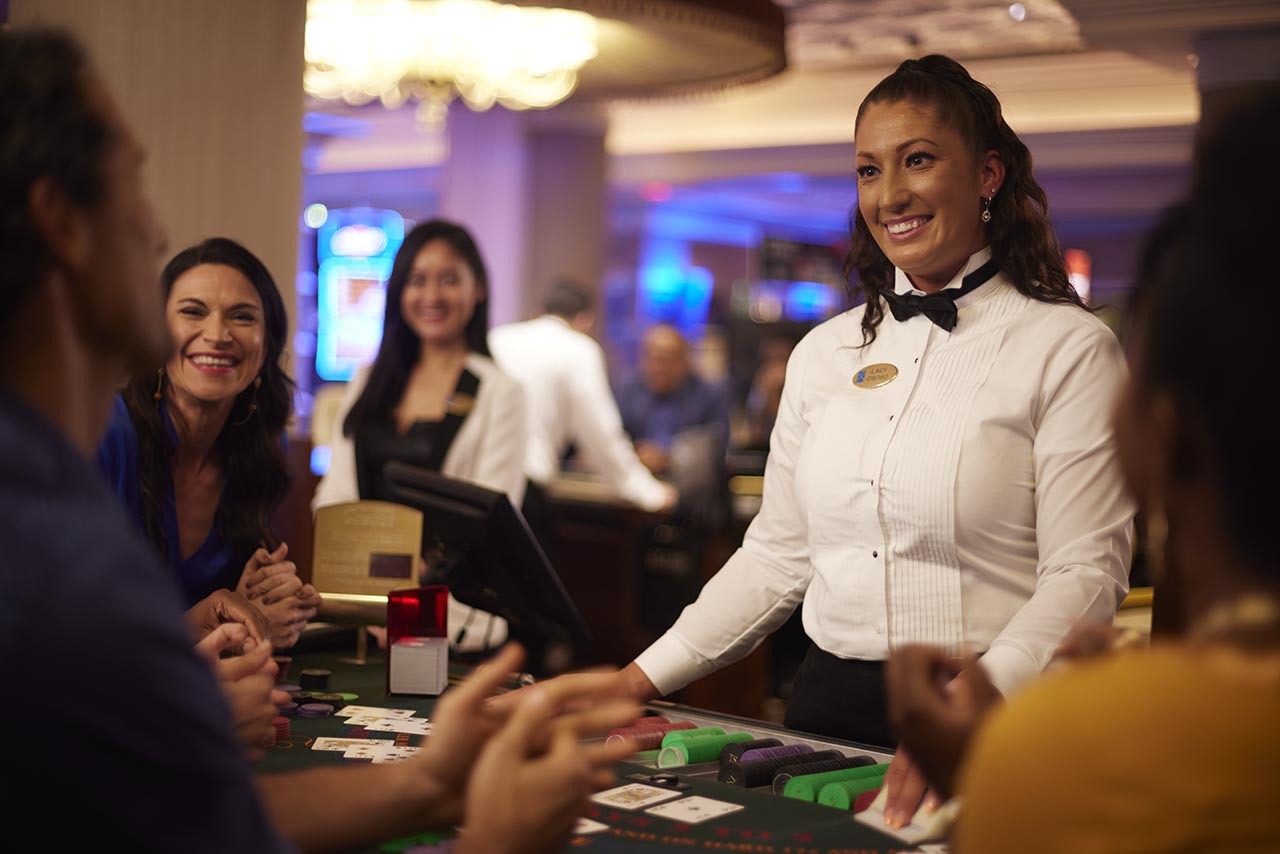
[981,194,993,224]
[152,368,165,403]
[233,376,262,427]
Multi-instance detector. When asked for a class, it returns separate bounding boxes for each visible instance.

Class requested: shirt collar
[542,314,571,330]
[894,246,994,297]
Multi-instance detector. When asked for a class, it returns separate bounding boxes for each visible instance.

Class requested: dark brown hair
[343,219,491,437]
[846,54,1085,346]
[120,238,294,570]
[0,29,109,328]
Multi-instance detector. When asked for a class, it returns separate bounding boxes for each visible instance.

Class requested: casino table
[260,652,914,853]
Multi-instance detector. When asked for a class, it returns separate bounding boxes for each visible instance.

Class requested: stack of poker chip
[781,761,889,802]
[605,719,698,751]
[297,703,335,718]
[718,749,846,787]
[311,692,346,711]
[277,701,299,717]
[272,655,292,682]
[657,731,755,768]
[272,716,291,744]
[298,668,332,691]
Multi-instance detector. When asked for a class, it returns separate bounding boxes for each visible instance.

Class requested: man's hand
[413,644,639,827]
[885,646,1002,823]
[205,637,285,763]
[456,687,639,854]
[485,659,661,717]
[186,589,270,650]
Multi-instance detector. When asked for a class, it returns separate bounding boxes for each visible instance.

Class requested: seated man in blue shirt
[0,28,636,854]
[617,324,730,477]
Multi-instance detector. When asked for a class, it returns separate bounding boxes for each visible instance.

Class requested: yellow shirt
[955,644,1280,853]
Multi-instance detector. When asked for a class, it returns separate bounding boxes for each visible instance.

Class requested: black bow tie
[880,259,1000,332]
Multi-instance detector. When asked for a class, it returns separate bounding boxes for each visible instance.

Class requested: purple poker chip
[277,683,301,693]
[277,702,299,717]
[297,703,335,718]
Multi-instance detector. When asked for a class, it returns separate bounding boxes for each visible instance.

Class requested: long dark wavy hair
[343,219,491,436]
[846,54,1085,346]
[120,238,294,568]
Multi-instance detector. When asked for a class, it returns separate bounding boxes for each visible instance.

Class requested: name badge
[853,363,898,388]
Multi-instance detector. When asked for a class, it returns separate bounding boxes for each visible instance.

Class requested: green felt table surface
[258,651,911,853]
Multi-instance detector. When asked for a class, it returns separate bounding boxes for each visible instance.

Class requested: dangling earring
[152,367,165,403]
[981,194,993,223]
[233,376,262,427]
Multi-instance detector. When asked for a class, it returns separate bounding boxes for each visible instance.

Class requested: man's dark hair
[0,29,111,327]
[543,278,593,319]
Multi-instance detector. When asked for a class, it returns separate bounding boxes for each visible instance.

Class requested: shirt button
[872,550,879,558]
[873,624,885,634]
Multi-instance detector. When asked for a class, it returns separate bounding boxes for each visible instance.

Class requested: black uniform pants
[783,644,895,749]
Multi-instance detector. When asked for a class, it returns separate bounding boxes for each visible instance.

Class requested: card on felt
[645,795,744,825]
[339,706,418,719]
[590,783,683,811]
[312,737,382,752]
[573,818,609,835]
[342,743,397,760]
[361,717,433,735]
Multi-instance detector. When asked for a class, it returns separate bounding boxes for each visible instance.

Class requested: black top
[0,389,287,853]
[355,418,448,502]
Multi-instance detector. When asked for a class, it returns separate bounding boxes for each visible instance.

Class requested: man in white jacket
[490,281,677,515]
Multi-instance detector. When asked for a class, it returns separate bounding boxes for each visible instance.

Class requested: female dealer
[619,54,1134,822]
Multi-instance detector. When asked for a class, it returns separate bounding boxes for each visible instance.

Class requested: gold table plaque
[312,501,423,600]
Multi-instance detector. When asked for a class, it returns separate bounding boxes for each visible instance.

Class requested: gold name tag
[853,363,898,388]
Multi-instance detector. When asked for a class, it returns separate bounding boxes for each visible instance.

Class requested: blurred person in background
[617,323,731,479]
[731,335,796,452]
[490,279,676,551]
[313,219,526,655]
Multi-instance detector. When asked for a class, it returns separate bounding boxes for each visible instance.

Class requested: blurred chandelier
[305,0,600,124]
[305,0,787,126]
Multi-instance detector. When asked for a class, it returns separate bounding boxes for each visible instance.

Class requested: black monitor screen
[380,461,591,649]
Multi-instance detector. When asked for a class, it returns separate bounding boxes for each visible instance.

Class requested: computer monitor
[379,461,592,656]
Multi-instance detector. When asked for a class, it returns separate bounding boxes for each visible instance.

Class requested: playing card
[572,818,609,835]
[344,714,420,727]
[645,795,744,825]
[342,743,397,760]
[338,706,418,719]
[361,717,433,735]
[590,783,682,811]
[312,737,382,752]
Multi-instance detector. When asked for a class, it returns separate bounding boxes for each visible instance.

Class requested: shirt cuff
[978,642,1043,699]
[621,474,670,513]
[633,631,721,697]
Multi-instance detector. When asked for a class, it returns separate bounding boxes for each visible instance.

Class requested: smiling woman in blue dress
[99,238,321,649]
[611,54,1135,827]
